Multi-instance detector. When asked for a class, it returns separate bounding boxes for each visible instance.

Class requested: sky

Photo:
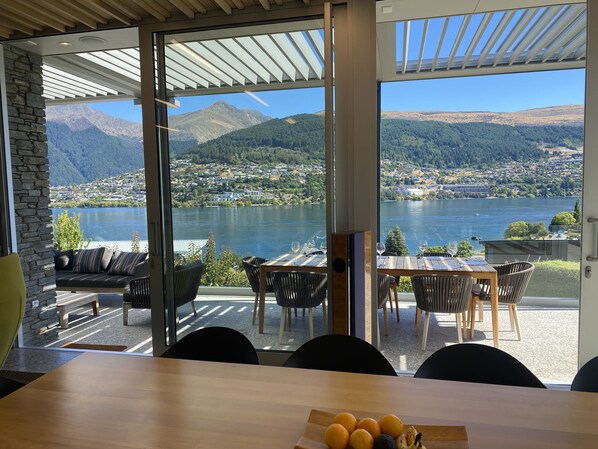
[89,68,586,123]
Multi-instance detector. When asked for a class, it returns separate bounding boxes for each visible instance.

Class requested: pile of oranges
[324,412,424,449]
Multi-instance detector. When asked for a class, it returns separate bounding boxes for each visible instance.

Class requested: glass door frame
[138,4,332,355]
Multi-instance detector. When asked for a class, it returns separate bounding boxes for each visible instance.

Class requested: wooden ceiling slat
[184,0,208,14]
[131,0,171,21]
[167,0,195,18]
[101,0,144,21]
[0,2,69,32]
[229,0,245,10]
[54,0,109,25]
[31,0,99,29]
[212,0,233,15]
[0,25,12,39]
[257,0,271,12]
[81,0,133,25]
[0,16,38,36]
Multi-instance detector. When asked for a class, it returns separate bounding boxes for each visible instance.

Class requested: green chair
[0,253,27,398]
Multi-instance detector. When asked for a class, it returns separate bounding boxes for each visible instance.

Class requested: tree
[504,221,529,240]
[456,240,473,257]
[384,226,409,256]
[573,199,581,224]
[52,210,91,250]
[551,211,576,226]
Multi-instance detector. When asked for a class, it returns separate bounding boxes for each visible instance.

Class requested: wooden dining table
[259,254,499,347]
[0,353,596,449]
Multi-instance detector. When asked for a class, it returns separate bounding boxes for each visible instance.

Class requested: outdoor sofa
[54,248,148,294]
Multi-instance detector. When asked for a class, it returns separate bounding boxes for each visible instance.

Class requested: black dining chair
[422,251,452,257]
[414,343,546,388]
[283,334,397,376]
[571,356,598,392]
[0,376,25,399]
[242,256,275,325]
[161,327,259,365]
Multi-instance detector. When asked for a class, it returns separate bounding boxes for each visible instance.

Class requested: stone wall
[3,43,57,344]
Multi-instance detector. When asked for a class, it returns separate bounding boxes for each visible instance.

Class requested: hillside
[380,105,584,127]
[182,113,584,168]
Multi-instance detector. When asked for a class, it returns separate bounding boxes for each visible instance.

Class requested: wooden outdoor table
[259,255,500,348]
[0,353,596,449]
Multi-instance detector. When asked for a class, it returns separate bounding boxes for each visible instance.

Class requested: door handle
[587,217,598,261]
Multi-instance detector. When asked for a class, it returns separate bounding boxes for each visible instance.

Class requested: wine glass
[291,241,300,254]
[376,242,385,256]
[447,240,458,257]
[418,240,428,257]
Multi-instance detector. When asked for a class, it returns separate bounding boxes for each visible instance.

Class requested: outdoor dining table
[259,254,500,347]
[0,352,595,448]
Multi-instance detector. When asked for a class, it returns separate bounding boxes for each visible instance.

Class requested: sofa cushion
[73,248,105,273]
[54,249,73,271]
[55,271,134,289]
[100,248,114,271]
[108,251,148,276]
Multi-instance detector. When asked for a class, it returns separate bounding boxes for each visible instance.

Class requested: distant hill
[380,105,584,127]
[183,113,584,168]
[46,101,271,185]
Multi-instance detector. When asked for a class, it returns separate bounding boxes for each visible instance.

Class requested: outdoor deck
[34,290,579,384]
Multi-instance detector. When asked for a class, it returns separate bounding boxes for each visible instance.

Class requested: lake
[52,197,578,258]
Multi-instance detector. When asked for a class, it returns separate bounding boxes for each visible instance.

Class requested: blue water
[52,197,578,258]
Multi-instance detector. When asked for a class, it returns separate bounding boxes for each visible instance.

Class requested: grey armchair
[412,274,473,350]
[469,261,534,340]
[271,271,327,344]
[123,260,204,325]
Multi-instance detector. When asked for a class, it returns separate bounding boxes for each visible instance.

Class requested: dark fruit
[373,433,398,449]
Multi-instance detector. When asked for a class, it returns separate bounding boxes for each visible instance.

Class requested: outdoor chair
[414,343,546,388]
[423,251,452,257]
[381,251,400,321]
[0,253,27,398]
[271,271,327,344]
[123,260,204,325]
[377,273,393,341]
[412,274,473,350]
[161,326,259,365]
[282,334,397,376]
[571,356,598,392]
[242,256,275,325]
[469,262,534,340]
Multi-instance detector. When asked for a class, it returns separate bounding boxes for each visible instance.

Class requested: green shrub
[52,210,91,250]
[524,260,579,299]
[201,233,249,287]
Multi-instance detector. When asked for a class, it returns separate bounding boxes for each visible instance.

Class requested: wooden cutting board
[295,409,468,449]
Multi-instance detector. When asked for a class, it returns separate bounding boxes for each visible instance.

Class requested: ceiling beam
[212,0,233,15]
[167,0,195,18]
[81,0,132,25]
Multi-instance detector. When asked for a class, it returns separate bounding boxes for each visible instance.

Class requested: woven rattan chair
[469,262,534,340]
[412,274,473,350]
[377,273,393,341]
[242,256,275,325]
[123,261,204,325]
[381,251,400,321]
[271,271,327,344]
[422,251,452,257]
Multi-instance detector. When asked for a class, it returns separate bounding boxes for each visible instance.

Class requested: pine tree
[573,199,581,224]
[384,226,409,256]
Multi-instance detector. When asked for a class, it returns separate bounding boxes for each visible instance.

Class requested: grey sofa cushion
[54,249,73,271]
[108,251,148,275]
[73,248,105,273]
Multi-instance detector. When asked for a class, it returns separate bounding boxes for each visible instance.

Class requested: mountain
[168,101,271,147]
[380,105,584,127]
[182,112,584,168]
[46,101,271,185]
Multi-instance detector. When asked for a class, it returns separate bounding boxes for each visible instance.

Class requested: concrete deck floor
[6,292,576,385]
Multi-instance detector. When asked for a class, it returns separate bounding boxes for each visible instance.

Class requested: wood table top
[0,353,596,449]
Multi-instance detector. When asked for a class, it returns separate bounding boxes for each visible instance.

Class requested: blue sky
[90,68,586,123]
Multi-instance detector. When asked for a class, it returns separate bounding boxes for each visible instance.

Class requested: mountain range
[46,102,584,186]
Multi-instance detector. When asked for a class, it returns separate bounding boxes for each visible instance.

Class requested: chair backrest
[414,344,546,388]
[423,251,452,257]
[0,253,26,368]
[242,256,274,293]
[161,327,259,365]
[271,271,327,308]
[571,356,598,392]
[478,262,535,304]
[174,261,204,308]
[381,251,397,256]
[377,273,393,308]
[283,334,397,376]
[411,275,473,314]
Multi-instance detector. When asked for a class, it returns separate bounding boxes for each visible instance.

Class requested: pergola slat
[167,43,230,87]
[461,13,493,69]
[508,6,563,65]
[289,31,323,79]
[201,40,259,84]
[541,9,586,62]
[416,19,429,73]
[431,17,450,72]
[402,21,410,74]
[446,15,470,70]
[271,34,311,80]
[219,38,273,83]
[476,10,515,68]
[235,36,285,83]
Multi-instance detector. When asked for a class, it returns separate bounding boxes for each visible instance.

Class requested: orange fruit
[378,414,403,438]
[332,412,358,433]
[357,417,381,439]
[349,428,374,449]
[324,423,350,449]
